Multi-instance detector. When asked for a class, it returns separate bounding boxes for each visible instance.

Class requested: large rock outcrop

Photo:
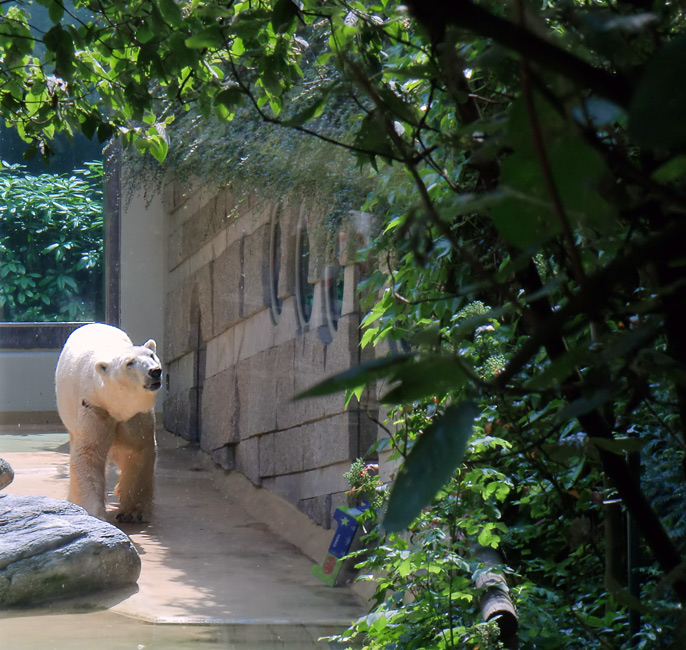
[0,494,141,607]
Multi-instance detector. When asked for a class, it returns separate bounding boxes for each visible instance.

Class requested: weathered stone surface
[0,459,13,490]
[242,224,270,319]
[205,327,235,379]
[298,493,332,530]
[235,435,260,485]
[165,274,192,362]
[235,351,280,437]
[276,202,300,300]
[273,295,300,346]
[301,414,357,471]
[163,387,198,442]
[213,238,243,334]
[0,494,141,607]
[190,263,215,343]
[181,198,225,261]
[258,432,276,478]
[200,368,239,453]
[233,309,276,363]
[273,427,305,476]
[166,352,196,396]
[299,461,350,500]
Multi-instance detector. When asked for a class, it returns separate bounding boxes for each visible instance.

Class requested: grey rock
[0,494,141,608]
[0,459,13,491]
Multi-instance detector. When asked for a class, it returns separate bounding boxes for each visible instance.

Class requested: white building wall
[0,350,61,416]
[119,188,166,361]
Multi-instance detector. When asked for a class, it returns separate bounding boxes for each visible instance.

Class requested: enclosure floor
[0,427,366,648]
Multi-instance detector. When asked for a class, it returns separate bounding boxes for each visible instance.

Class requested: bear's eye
[126,359,135,368]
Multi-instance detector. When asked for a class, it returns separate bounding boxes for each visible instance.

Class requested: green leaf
[380,356,467,404]
[652,155,686,183]
[590,436,646,456]
[293,354,413,400]
[353,113,395,165]
[43,25,75,81]
[272,0,301,33]
[630,35,686,148]
[156,0,183,27]
[185,25,225,49]
[148,134,169,163]
[383,400,478,531]
[378,87,419,126]
[47,0,64,23]
[215,88,245,109]
[282,90,330,127]
[492,95,613,249]
[554,388,612,423]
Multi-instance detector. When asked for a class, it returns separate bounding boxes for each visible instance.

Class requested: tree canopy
[3,0,686,646]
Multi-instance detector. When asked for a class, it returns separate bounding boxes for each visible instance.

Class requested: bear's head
[95,339,162,393]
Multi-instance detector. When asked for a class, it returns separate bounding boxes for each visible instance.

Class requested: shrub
[0,160,104,322]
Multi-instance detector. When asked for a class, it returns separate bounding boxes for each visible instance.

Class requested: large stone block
[190,262,215,344]
[322,312,362,377]
[242,224,270,319]
[163,388,197,442]
[213,238,242,334]
[167,226,185,272]
[233,309,276,364]
[169,179,217,228]
[299,461,351,500]
[297,493,332,529]
[165,276,192,362]
[261,473,301,507]
[235,351,279,437]
[167,265,214,360]
[199,368,239,454]
[205,327,235,379]
[235,435,260,485]
[0,495,140,607]
[290,329,349,422]
[189,238,215,277]
[258,432,276,478]
[273,427,305,475]
[276,202,301,299]
[341,263,362,318]
[301,414,357,471]
[271,294,297,343]
[339,211,379,266]
[181,198,228,260]
[166,352,196,396]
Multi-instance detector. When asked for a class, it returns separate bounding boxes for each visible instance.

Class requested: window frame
[0,143,121,350]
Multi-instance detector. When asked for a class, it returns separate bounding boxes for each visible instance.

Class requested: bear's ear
[95,361,109,377]
[143,339,157,354]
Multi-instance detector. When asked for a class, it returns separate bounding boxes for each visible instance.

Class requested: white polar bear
[55,323,161,523]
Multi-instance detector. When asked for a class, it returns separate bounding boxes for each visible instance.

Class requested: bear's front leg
[69,401,116,520]
[109,411,156,523]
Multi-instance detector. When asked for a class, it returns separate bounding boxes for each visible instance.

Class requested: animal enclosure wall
[161,179,379,527]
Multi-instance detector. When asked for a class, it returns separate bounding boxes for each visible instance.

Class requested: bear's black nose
[149,368,162,380]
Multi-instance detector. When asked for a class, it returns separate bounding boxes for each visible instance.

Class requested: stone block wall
[162,179,379,527]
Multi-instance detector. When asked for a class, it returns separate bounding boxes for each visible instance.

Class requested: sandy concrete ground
[0,427,367,648]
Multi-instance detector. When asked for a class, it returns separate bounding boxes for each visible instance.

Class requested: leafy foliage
[0,160,103,321]
[4,0,686,647]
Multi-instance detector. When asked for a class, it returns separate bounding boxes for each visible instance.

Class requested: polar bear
[55,323,161,523]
